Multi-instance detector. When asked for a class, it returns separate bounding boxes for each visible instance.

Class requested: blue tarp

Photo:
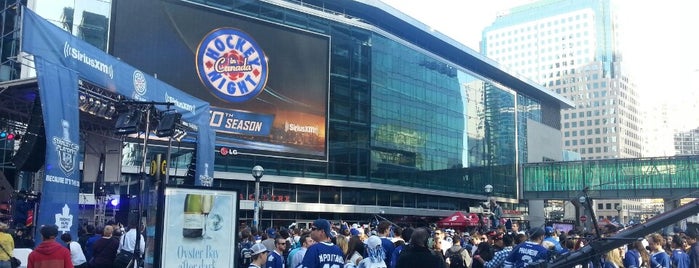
[20,6,215,241]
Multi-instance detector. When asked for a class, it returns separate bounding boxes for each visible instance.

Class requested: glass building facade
[1,0,573,225]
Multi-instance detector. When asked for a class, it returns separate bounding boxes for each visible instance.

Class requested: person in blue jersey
[298,219,344,268]
[389,228,412,268]
[376,221,395,265]
[670,234,690,268]
[267,236,287,268]
[648,233,671,268]
[503,226,550,268]
[542,227,565,255]
[624,241,643,268]
[686,227,699,268]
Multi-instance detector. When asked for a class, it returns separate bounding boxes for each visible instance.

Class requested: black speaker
[155,110,181,137]
[114,109,143,135]
[12,98,46,172]
[114,194,138,225]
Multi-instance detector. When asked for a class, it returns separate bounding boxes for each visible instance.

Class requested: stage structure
[18,6,215,247]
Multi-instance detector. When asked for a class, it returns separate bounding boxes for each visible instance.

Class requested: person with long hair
[625,240,650,268]
[345,235,364,267]
[670,234,689,268]
[336,235,349,259]
[603,247,624,268]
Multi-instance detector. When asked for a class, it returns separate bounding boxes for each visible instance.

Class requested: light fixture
[0,131,15,140]
[114,109,143,135]
[484,184,493,194]
[155,110,182,137]
[77,80,124,120]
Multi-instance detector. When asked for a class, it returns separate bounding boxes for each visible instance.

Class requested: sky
[381,0,699,130]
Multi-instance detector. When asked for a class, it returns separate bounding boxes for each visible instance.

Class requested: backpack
[446,248,467,268]
[239,241,254,267]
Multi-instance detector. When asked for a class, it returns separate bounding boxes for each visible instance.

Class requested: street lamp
[484,184,493,197]
[252,165,264,231]
[616,204,622,224]
[483,184,494,230]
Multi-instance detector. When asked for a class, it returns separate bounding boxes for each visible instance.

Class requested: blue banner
[209,107,274,136]
[21,7,214,186]
[34,57,81,244]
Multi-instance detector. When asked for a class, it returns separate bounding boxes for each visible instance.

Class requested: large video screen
[111,0,329,160]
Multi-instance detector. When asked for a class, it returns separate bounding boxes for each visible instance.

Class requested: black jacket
[396,244,446,268]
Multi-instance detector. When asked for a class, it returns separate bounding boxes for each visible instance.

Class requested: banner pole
[134,105,151,265]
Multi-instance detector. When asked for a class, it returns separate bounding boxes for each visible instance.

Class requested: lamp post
[484,184,493,198]
[616,204,622,224]
[252,165,264,231]
[484,184,493,230]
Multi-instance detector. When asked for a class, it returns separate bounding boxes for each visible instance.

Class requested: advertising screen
[112,0,329,160]
[159,187,239,268]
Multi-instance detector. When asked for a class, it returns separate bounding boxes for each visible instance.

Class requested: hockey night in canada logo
[196,28,268,103]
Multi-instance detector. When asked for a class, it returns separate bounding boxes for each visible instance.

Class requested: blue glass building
[0,0,573,226]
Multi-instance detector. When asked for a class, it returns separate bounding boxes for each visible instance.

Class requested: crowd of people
[238,219,699,268]
[21,218,145,268]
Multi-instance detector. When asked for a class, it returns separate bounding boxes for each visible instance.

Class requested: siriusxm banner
[21,7,215,186]
[34,57,81,243]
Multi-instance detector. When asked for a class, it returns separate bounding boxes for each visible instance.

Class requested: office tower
[482,0,642,160]
[674,128,699,155]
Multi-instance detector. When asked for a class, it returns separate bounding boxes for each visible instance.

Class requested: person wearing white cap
[249,243,269,268]
[356,236,387,268]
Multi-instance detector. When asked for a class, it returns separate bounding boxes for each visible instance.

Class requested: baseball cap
[366,235,382,249]
[528,226,545,238]
[250,243,269,256]
[350,228,360,236]
[266,227,276,237]
[545,226,554,236]
[313,219,334,239]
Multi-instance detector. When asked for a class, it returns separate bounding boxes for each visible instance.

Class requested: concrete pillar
[529,199,545,228]
[664,198,680,234]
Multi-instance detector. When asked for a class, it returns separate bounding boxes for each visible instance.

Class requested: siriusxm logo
[284,121,319,135]
[165,93,196,115]
[63,42,113,79]
[196,28,268,103]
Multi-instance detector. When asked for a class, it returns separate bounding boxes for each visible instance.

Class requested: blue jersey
[266,251,285,268]
[503,241,549,268]
[650,251,671,268]
[298,242,344,268]
[380,237,395,265]
[671,249,690,268]
[624,249,641,268]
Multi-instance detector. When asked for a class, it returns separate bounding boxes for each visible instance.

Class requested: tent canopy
[437,211,480,228]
